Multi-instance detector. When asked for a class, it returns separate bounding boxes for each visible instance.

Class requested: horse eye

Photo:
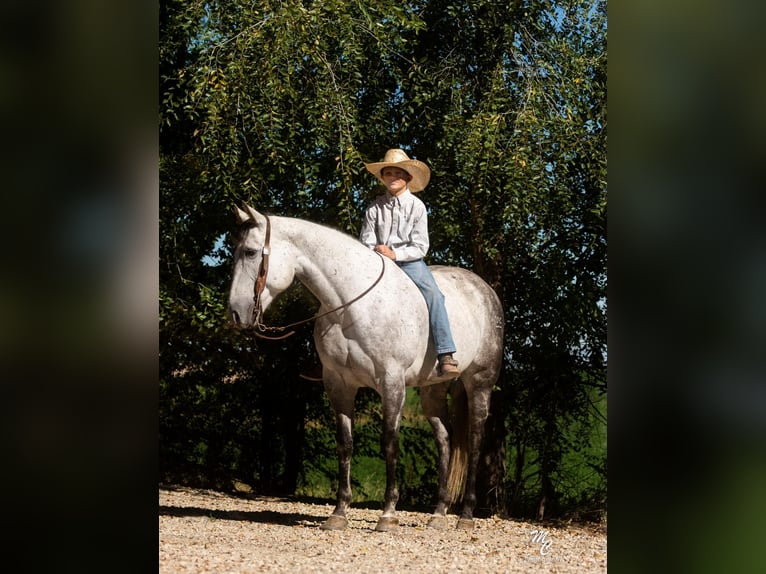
[244,249,257,258]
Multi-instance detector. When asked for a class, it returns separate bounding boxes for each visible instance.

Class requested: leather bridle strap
[250,213,272,335]
[254,214,271,302]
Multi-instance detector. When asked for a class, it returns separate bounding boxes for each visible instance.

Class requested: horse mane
[281,215,375,257]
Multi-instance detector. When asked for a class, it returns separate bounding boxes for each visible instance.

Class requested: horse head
[228,205,296,329]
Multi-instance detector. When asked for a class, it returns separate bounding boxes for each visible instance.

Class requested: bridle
[252,213,272,323]
[251,214,386,340]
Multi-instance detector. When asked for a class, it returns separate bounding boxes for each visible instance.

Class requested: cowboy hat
[364,149,431,192]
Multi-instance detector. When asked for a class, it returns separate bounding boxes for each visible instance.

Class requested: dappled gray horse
[228,205,503,531]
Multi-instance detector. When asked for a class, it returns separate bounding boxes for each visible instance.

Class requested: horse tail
[447,379,469,503]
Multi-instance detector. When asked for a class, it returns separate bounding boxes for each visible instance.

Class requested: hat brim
[364,159,431,192]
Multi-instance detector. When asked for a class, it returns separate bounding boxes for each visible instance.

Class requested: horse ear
[243,204,266,228]
[234,205,250,224]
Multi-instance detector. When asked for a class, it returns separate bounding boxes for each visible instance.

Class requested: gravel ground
[159,485,606,573]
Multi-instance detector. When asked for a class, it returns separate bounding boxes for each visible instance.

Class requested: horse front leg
[320,385,356,531]
[375,384,406,532]
[420,382,452,529]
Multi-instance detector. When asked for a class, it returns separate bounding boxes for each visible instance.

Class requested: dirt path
[159,485,606,573]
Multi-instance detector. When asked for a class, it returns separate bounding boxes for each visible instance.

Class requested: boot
[437,354,459,377]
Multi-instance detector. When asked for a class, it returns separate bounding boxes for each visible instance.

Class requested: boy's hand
[374,245,396,260]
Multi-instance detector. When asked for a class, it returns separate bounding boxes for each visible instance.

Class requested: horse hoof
[456,518,475,530]
[320,515,348,531]
[374,517,399,532]
[427,516,449,530]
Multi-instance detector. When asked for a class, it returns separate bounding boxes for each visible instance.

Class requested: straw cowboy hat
[364,149,431,192]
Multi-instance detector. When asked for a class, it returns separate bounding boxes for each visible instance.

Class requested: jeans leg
[398,260,457,355]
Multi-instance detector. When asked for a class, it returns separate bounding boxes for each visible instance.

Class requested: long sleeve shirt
[359,189,430,262]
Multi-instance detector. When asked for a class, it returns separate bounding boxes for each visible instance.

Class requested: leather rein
[251,215,386,340]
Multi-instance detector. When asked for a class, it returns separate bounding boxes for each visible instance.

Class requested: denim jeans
[397,259,457,355]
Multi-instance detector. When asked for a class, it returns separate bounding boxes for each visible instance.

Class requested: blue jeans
[397,259,457,356]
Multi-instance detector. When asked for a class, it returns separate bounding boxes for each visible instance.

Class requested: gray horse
[228,204,504,531]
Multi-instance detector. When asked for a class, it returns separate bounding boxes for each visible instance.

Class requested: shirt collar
[385,189,411,205]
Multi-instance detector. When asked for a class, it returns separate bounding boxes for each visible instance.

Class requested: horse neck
[280,218,380,309]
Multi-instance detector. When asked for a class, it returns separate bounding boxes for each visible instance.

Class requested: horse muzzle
[228,304,260,329]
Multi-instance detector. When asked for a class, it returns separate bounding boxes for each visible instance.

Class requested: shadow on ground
[158,503,327,526]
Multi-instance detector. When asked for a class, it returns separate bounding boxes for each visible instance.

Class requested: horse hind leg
[420,382,452,530]
[456,382,493,530]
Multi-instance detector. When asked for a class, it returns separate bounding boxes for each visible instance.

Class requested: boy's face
[381,167,411,195]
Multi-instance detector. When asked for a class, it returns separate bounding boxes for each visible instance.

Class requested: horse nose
[229,309,241,326]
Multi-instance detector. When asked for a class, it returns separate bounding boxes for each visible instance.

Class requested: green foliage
[160,0,606,519]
